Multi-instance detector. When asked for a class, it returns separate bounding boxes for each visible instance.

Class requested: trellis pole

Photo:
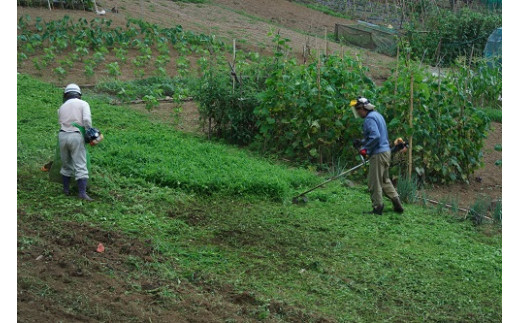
[324,27,328,56]
[232,39,236,93]
[408,58,414,180]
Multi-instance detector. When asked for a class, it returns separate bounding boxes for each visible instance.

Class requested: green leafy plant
[176,56,190,78]
[59,58,74,69]
[142,94,159,112]
[378,51,490,184]
[84,60,95,79]
[53,66,67,81]
[42,46,56,66]
[406,7,501,66]
[92,51,106,64]
[134,68,145,79]
[114,47,128,64]
[107,62,121,78]
[18,52,28,66]
[32,58,43,71]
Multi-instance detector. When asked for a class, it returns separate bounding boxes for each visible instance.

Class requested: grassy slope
[17,75,501,322]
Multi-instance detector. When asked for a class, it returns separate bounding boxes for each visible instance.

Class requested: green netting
[335,21,399,57]
[484,27,501,58]
[480,0,502,9]
[483,27,501,69]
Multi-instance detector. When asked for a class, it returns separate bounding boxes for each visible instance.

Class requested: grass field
[17,74,501,322]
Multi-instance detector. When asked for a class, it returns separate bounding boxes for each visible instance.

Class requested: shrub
[377,58,490,184]
[406,7,502,66]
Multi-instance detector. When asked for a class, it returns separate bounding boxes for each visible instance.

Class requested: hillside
[17,73,501,322]
[17,1,501,321]
[17,0,396,83]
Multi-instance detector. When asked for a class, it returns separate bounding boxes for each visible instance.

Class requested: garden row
[196,33,499,184]
[17,15,228,83]
[18,16,500,185]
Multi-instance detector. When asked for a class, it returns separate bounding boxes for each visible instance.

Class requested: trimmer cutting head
[292,196,309,204]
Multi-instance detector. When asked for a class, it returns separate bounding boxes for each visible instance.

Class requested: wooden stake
[408,59,414,179]
[438,63,441,95]
[324,28,328,56]
[317,50,321,101]
[394,41,400,98]
[47,0,52,10]
[232,39,236,93]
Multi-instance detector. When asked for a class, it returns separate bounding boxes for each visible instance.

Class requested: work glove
[391,137,408,154]
[352,139,363,150]
[359,149,367,158]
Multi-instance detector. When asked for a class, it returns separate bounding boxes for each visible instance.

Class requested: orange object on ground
[96,243,105,253]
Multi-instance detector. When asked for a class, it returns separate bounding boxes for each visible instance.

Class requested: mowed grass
[17,75,501,322]
[17,74,318,201]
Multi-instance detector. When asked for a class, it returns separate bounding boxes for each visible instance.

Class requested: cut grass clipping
[17,74,318,201]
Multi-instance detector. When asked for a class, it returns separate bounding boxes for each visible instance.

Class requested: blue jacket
[362,111,390,156]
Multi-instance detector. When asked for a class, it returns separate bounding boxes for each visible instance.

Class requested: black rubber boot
[391,197,404,213]
[77,178,94,201]
[364,205,384,215]
[62,175,71,196]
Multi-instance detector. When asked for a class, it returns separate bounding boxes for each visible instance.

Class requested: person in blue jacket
[351,97,404,215]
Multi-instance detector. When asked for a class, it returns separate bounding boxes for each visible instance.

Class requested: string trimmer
[292,156,368,204]
[291,139,408,204]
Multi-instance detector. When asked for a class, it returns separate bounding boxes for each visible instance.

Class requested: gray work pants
[59,132,88,180]
[368,150,398,208]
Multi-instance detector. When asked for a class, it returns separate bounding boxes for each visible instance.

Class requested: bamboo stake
[408,58,414,179]
[438,63,441,95]
[324,27,328,56]
[317,49,321,101]
[394,41,400,99]
[418,197,494,221]
[232,39,236,93]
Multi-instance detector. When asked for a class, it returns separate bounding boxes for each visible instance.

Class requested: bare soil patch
[212,0,354,36]
[18,208,331,322]
[419,122,502,209]
[124,100,202,135]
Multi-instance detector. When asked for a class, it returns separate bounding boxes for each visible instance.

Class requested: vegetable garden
[17,12,500,184]
[16,3,502,322]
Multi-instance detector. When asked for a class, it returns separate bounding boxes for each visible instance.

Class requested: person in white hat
[58,83,94,201]
[351,97,403,215]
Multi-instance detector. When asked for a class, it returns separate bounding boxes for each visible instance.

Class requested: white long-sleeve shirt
[58,98,92,132]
